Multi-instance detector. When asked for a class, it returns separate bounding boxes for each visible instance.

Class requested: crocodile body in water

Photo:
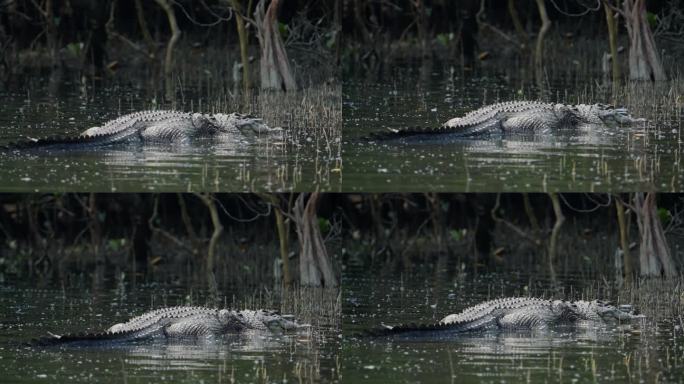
[4,110,282,151]
[37,306,305,346]
[367,297,644,339]
[373,101,643,141]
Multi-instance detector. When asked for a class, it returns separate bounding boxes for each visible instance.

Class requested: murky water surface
[343,61,683,192]
[0,82,341,192]
[343,270,683,383]
[0,279,339,383]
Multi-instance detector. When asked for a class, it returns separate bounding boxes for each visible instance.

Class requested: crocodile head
[572,300,645,323]
[212,113,282,136]
[574,104,643,126]
[259,311,303,332]
[218,309,304,332]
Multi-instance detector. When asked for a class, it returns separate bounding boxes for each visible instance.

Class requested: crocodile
[366,297,644,339]
[36,306,306,346]
[373,101,643,141]
[4,110,282,151]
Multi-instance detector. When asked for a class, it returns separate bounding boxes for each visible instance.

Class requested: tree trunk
[523,193,540,231]
[227,0,251,93]
[45,0,57,65]
[24,197,45,276]
[334,0,341,64]
[259,193,293,286]
[131,194,151,276]
[368,194,385,246]
[154,0,181,99]
[274,205,292,285]
[547,193,564,280]
[201,194,221,301]
[177,193,201,256]
[30,0,58,65]
[293,193,337,287]
[614,196,633,283]
[634,192,677,277]
[604,1,620,85]
[87,193,103,264]
[426,193,444,253]
[411,0,428,55]
[134,0,155,56]
[508,0,527,48]
[621,0,667,81]
[352,0,372,45]
[254,0,297,91]
[534,0,551,86]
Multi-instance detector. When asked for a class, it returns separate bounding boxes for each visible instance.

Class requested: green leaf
[646,12,657,28]
[107,238,126,251]
[325,30,337,49]
[66,42,82,57]
[435,33,449,47]
[441,201,450,212]
[278,22,288,39]
[318,218,331,234]
[657,207,671,225]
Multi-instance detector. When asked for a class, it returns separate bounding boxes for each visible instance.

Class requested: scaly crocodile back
[365,297,553,337]
[2,110,283,151]
[36,306,303,346]
[439,297,551,324]
[3,111,207,151]
[365,296,643,338]
[36,306,222,346]
[81,110,191,137]
[106,306,221,333]
[373,101,557,139]
[0,111,177,151]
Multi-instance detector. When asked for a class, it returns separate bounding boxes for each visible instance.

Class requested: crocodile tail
[368,125,449,140]
[33,330,136,346]
[2,135,92,151]
[1,131,127,151]
[363,321,462,338]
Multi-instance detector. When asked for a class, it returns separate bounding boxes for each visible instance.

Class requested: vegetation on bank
[2,193,682,289]
[341,193,684,282]
[343,0,683,84]
[0,193,341,289]
[0,0,338,97]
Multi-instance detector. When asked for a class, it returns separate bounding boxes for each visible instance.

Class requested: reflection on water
[0,82,341,192]
[0,140,288,192]
[0,281,339,383]
[342,271,682,383]
[342,60,682,192]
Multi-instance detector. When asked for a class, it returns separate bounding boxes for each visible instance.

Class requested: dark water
[342,61,683,192]
[0,83,341,192]
[342,270,683,383]
[0,279,340,383]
